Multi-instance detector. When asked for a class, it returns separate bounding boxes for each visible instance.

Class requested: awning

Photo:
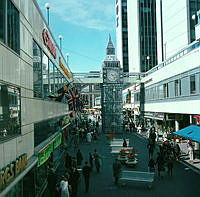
[173,125,200,142]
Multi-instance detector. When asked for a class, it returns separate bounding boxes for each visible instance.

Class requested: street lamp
[66,53,70,66]
[45,3,50,26]
[146,56,150,71]
[58,35,63,51]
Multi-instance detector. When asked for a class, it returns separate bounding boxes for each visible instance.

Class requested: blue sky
[37,0,116,73]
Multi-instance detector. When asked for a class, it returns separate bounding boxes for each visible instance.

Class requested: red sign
[194,115,200,125]
[42,29,56,59]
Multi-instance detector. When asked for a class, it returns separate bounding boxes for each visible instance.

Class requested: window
[33,41,43,98]
[190,75,196,94]
[0,83,21,139]
[163,83,169,98]
[42,53,49,98]
[7,0,20,54]
[0,0,5,42]
[175,80,179,96]
[49,61,55,93]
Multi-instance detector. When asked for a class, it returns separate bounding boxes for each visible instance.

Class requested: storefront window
[7,0,20,54]
[55,67,59,91]
[190,75,196,94]
[5,180,23,197]
[0,0,5,43]
[33,41,43,98]
[49,61,55,93]
[42,53,49,98]
[35,165,47,196]
[0,83,21,139]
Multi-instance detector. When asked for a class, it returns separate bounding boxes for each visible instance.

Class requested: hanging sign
[37,142,53,167]
[42,29,56,59]
[59,57,71,78]
[0,154,27,190]
[53,134,62,150]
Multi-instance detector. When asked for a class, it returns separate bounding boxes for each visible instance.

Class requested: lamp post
[45,3,50,26]
[146,56,150,72]
[58,35,63,51]
[66,53,69,67]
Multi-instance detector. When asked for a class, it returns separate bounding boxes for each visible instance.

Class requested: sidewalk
[136,129,200,174]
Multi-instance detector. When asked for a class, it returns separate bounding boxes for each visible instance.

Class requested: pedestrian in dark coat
[123,138,127,147]
[89,152,93,170]
[69,168,80,197]
[82,161,91,193]
[47,168,56,197]
[65,153,72,170]
[93,149,101,173]
[76,149,83,167]
[112,159,122,185]
[167,156,174,176]
[156,152,164,177]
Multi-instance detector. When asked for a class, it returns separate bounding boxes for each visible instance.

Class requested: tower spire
[106,34,115,55]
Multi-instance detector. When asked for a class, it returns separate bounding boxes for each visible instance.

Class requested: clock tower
[101,35,123,134]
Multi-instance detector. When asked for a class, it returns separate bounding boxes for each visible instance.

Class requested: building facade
[116,0,158,73]
[0,0,73,196]
[156,0,200,63]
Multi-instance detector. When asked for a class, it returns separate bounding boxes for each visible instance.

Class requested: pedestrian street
[73,132,200,197]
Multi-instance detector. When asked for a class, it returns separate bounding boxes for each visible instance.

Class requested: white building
[0,0,73,196]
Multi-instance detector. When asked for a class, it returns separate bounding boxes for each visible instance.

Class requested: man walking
[112,159,121,185]
[82,161,91,193]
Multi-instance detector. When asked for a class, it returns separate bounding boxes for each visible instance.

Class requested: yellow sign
[59,57,71,78]
[0,154,27,190]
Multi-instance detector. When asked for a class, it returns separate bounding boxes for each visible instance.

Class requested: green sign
[53,134,62,150]
[37,142,53,167]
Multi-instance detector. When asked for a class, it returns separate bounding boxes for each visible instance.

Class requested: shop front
[34,132,63,197]
[0,154,38,197]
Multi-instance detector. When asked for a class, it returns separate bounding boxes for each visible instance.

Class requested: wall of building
[0,0,70,170]
[161,0,189,59]
[127,0,140,72]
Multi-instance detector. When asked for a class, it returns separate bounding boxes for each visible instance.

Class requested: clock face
[107,70,118,82]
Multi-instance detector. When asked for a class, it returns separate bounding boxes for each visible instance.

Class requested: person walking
[112,159,122,185]
[93,149,101,173]
[89,152,94,170]
[148,158,155,172]
[156,152,164,177]
[82,161,91,193]
[65,153,72,171]
[123,138,127,147]
[60,176,70,197]
[147,139,154,159]
[76,149,83,167]
[47,168,57,197]
[167,156,174,176]
[69,168,80,197]
[86,132,92,143]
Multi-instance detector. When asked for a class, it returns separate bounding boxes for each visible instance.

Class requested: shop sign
[0,154,27,190]
[42,29,56,59]
[59,57,71,78]
[53,134,62,150]
[37,142,53,167]
[194,115,200,125]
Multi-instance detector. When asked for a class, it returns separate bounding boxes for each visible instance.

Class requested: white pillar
[175,120,179,131]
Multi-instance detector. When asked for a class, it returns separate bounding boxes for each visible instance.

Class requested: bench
[119,170,155,188]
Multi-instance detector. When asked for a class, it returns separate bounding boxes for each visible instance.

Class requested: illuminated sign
[59,57,71,78]
[42,29,56,59]
[0,154,28,190]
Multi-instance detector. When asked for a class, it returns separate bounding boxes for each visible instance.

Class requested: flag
[65,89,76,104]
[57,83,70,94]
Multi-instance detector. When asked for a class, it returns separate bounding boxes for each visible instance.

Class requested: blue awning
[173,125,200,142]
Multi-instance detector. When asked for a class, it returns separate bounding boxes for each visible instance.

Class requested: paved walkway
[74,132,200,197]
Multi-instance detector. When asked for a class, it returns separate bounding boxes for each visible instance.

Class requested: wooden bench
[119,170,155,188]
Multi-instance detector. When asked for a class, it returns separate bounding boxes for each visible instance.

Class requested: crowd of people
[147,127,181,177]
